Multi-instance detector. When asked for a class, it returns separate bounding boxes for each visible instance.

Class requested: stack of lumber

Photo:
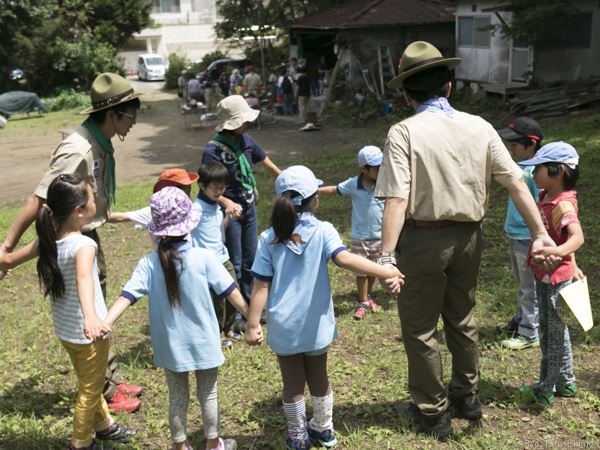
[508,78,600,117]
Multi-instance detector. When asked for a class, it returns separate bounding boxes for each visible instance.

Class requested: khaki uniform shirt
[242,72,262,95]
[35,126,110,231]
[374,110,522,222]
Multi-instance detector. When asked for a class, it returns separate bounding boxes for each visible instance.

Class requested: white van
[137,54,166,81]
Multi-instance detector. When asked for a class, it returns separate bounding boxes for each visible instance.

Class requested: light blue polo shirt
[251,213,346,356]
[337,175,384,240]
[505,166,539,240]
[190,193,230,264]
[121,241,236,372]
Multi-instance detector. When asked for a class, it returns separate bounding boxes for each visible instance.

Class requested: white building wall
[455,0,510,83]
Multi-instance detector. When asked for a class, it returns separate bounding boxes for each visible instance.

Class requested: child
[0,174,136,450]
[104,187,249,450]
[517,142,584,407]
[191,162,240,347]
[319,145,385,320]
[245,166,403,449]
[497,117,544,349]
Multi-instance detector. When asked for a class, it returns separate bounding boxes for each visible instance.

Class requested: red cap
[153,168,199,193]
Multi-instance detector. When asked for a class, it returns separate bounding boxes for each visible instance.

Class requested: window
[458,16,491,48]
[153,0,180,13]
[191,0,212,12]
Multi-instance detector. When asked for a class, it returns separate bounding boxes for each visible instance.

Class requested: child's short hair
[545,163,579,190]
[197,161,229,186]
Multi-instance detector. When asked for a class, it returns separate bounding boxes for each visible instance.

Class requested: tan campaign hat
[80,72,142,115]
[559,277,593,331]
[388,41,461,90]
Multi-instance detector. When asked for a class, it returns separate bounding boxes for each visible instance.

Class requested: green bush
[43,90,89,112]
[164,53,189,90]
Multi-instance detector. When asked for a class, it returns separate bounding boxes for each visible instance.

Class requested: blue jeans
[509,238,538,339]
[225,199,257,304]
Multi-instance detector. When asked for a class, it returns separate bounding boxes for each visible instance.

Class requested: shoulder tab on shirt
[60,128,93,156]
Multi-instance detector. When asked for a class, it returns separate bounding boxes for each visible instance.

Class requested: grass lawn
[0,108,599,449]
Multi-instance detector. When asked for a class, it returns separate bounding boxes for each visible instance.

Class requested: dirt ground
[0,80,384,206]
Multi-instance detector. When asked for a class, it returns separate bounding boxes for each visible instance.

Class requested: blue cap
[357,145,383,167]
[276,166,323,205]
[519,141,579,169]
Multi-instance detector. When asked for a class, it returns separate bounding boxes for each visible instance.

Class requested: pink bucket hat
[147,187,201,236]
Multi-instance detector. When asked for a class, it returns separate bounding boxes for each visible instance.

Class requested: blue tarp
[0,91,45,117]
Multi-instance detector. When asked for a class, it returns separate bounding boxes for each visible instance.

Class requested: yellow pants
[61,338,114,448]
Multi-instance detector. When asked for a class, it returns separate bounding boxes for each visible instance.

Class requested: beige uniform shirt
[242,72,262,95]
[35,126,110,231]
[374,109,522,222]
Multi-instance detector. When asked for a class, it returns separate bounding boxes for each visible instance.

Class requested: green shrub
[43,90,89,112]
[164,53,189,89]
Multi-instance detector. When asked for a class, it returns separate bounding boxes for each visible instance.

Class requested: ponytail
[271,191,317,244]
[36,174,89,300]
[157,238,184,307]
[36,205,62,299]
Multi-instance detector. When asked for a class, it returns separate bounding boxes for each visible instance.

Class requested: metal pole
[260,34,266,85]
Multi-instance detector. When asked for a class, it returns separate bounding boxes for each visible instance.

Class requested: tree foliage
[0,0,152,95]
[494,0,583,48]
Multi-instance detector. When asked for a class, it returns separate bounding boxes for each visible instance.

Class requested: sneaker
[518,385,554,407]
[556,382,577,397]
[353,302,369,320]
[107,392,142,414]
[66,441,105,450]
[284,435,311,449]
[400,404,452,441]
[96,423,138,442]
[307,427,337,447]
[501,335,539,350]
[206,438,236,450]
[173,442,193,450]
[496,320,518,336]
[116,383,144,397]
[367,297,381,312]
[451,392,482,420]
[226,330,242,341]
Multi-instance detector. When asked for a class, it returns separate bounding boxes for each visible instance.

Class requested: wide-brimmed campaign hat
[80,72,142,115]
[215,95,260,132]
[388,41,461,90]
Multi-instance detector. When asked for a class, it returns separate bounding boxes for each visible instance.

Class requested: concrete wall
[455,0,510,83]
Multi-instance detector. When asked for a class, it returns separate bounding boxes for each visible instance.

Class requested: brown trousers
[396,221,482,416]
[83,229,124,401]
[211,259,239,334]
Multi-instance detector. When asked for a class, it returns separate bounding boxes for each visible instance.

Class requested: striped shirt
[50,234,107,344]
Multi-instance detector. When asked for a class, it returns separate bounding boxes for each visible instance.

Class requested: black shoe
[96,423,137,442]
[451,392,482,420]
[496,320,518,336]
[400,404,452,441]
[233,318,247,333]
[259,310,267,325]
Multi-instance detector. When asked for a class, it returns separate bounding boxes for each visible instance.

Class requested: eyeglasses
[117,111,137,121]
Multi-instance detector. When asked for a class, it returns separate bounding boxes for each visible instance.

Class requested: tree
[493,0,583,48]
[0,0,152,95]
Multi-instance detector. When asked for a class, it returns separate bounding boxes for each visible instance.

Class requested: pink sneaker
[116,383,144,397]
[368,298,381,312]
[107,392,142,413]
[353,303,369,320]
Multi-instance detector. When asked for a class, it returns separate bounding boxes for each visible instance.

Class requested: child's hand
[224,201,243,220]
[84,316,111,341]
[573,266,584,281]
[380,271,405,295]
[245,324,263,346]
[531,237,561,272]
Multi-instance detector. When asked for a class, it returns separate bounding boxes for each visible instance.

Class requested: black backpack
[281,76,293,93]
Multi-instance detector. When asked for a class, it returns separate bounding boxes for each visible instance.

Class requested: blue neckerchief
[285,212,319,255]
[416,97,455,118]
[198,191,217,205]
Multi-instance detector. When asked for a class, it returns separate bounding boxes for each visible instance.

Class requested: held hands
[224,200,243,220]
[379,264,405,295]
[245,323,264,346]
[531,236,562,272]
[83,315,112,342]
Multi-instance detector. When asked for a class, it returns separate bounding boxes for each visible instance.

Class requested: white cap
[275,166,323,205]
[357,145,383,167]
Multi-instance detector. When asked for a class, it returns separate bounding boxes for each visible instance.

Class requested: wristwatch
[376,252,396,266]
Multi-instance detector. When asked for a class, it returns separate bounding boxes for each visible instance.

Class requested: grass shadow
[0,374,72,417]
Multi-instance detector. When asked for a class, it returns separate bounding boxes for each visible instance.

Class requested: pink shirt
[530,190,579,284]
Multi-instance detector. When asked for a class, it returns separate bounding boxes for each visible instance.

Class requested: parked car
[9,68,24,81]
[206,58,252,82]
[137,54,167,81]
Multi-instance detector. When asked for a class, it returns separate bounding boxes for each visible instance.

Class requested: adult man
[374,42,553,440]
[0,72,144,413]
[242,64,262,97]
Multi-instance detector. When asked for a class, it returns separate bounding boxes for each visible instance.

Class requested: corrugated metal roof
[288,0,455,30]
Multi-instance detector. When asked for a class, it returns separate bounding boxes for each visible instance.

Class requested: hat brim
[215,108,260,132]
[388,58,461,90]
[497,127,524,141]
[79,91,143,115]
[518,156,547,166]
[147,206,201,237]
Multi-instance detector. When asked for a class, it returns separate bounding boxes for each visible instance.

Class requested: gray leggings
[164,367,220,443]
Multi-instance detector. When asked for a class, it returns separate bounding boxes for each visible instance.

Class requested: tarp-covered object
[0,91,46,117]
